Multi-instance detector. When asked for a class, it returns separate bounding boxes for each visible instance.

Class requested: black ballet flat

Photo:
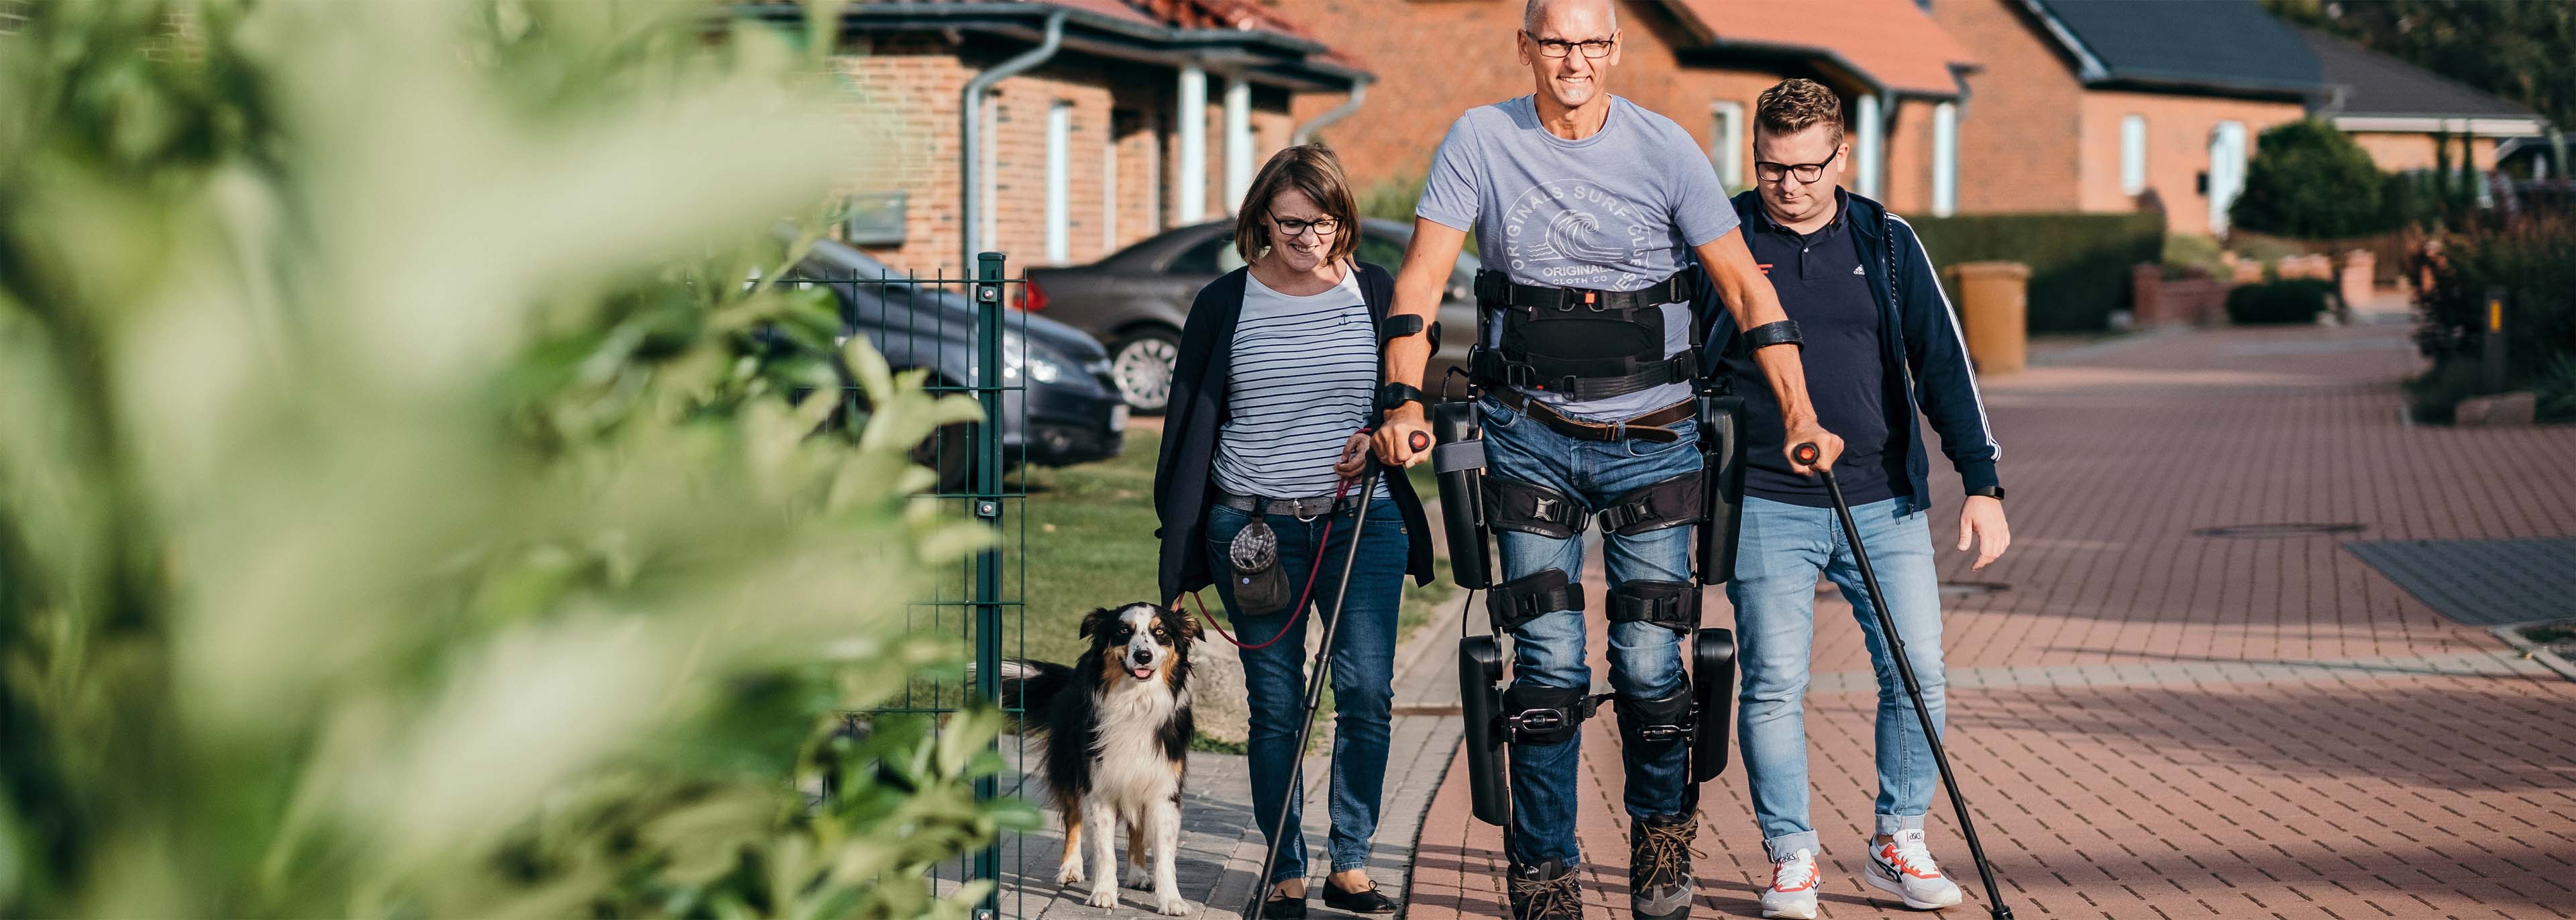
[1321,880,1399,915]
[1253,888,1306,919]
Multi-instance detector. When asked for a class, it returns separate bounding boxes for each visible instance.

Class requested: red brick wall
[2078,91,2304,234]
[2349,131,2500,173]
[1275,1,1792,204]
[1933,0,2084,213]
[838,38,1297,275]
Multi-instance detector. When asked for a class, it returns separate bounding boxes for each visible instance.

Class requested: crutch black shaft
[1246,451,1395,920]
[1793,442,2015,920]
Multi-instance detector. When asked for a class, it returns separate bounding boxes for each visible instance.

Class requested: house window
[1046,100,1071,264]
[2121,115,2147,195]
[1932,101,1957,216]
[1710,101,1746,193]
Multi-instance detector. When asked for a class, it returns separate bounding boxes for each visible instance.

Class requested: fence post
[971,250,1008,920]
[2483,287,2508,395]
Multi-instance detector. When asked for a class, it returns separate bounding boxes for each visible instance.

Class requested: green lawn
[1010,429,1455,670]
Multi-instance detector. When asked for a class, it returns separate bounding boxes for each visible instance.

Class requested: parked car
[782,236,1127,488]
[1022,217,1484,413]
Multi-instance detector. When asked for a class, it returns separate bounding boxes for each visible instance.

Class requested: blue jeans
[1203,497,1408,883]
[1727,494,1947,861]
[1481,395,1702,868]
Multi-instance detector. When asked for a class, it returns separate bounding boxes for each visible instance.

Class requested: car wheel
[818,382,976,493]
[1109,326,1180,415]
[912,420,975,494]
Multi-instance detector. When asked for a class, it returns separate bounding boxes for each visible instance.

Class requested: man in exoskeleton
[1368,1,1843,917]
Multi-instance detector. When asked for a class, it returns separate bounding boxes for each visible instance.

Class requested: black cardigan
[1152,262,1437,603]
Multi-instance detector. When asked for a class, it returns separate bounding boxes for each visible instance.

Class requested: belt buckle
[1585,289,1607,313]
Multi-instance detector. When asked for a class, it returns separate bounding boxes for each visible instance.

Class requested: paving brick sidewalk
[1405,323,2576,920]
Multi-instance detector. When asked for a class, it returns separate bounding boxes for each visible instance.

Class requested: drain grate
[1939,581,2010,597]
[2347,539,2576,627]
[2191,522,2368,539]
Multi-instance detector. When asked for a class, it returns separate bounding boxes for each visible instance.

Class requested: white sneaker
[1864,829,1966,910]
[1760,848,1822,919]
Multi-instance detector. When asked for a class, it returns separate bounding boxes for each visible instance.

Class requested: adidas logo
[1851,265,1866,276]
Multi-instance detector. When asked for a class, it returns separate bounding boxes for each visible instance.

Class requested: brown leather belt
[1491,389,1696,444]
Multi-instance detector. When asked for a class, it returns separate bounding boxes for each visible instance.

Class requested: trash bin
[1947,261,2029,374]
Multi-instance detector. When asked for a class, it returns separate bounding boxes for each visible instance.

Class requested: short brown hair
[1234,144,1360,267]
[1754,79,1845,147]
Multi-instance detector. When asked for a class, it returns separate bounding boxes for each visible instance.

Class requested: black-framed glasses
[1522,30,1615,60]
[1270,213,1340,238]
[1754,149,1841,185]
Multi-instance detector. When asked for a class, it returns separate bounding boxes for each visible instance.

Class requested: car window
[1169,236,1232,275]
[1355,234,1403,270]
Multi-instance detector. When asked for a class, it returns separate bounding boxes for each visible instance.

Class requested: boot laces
[1510,869,1580,915]
[1632,820,1695,886]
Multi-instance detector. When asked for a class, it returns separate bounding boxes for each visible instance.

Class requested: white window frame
[1046,100,1071,264]
[1933,101,1958,216]
[1708,101,1746,194]
[2121,114,2147,195]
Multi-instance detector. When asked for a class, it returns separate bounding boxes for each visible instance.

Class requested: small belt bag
[1227,517,1293,616]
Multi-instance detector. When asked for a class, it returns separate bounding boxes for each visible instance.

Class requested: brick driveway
[1403,323,2576,920]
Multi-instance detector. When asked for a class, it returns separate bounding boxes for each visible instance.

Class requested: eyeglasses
[1522,31,1615,60]
[1269,213,1340,238]
[1754,149,1842,185]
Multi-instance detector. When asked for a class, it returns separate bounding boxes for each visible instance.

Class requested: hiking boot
[1627,813,1697,919]
[1760,848,1821,919]
[1864,828,1965,910]
[1507,858,1582,920]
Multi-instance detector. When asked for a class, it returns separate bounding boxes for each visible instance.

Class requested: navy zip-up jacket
[1701,190,2002,502]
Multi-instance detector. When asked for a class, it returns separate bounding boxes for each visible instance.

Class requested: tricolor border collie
[1002,602,1200,915]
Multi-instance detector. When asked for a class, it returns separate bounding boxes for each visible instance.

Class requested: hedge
[1907,211,2166,333]
[2226,279,2334,325]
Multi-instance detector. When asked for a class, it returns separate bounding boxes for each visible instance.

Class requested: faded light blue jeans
[1726,493,1947,862]
[1482,395,1702,868]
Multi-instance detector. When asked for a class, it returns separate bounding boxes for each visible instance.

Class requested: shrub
[2410,219,2576,383]
[2225,279,2334,325]
[1909,211,2167,332]
[2533,354,2576,423]
[2230,119,2400,238]
[2406,358,2487,424]
[0,2,1030,917]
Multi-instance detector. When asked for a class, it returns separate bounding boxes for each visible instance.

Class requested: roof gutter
[2012,0,2108,82]
[960,9,1067,274]
[1291,79,1366,146]
[762,3,1369,89]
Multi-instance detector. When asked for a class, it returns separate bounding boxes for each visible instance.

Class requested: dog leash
[1193,475,1358,652]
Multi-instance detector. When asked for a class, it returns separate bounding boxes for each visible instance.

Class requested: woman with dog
[1152,144,1436,917]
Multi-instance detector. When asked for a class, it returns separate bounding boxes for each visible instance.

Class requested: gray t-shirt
[1415,95,1739,421]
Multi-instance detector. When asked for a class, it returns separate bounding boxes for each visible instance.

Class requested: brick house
[817,0,1368,276]
[2296,25,2551,178]
[1931,0,2326,236]
[1273,0,1981,216]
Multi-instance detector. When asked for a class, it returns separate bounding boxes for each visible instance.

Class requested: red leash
[1194,476,1357,652]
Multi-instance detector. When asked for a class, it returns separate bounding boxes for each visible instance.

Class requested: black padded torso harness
[1470,270,1696,401]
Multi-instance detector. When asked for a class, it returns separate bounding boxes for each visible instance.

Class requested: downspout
[1291,80,1367,146]
[961,9,1067,276]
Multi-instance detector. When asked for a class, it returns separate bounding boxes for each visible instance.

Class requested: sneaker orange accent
[1876,842,1945,880]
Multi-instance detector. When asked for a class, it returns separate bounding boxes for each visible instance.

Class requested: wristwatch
[1966,486,2006,501]
[1378,382,1427,414]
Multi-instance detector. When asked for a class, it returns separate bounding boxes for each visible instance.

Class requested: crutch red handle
[1790,442,2016,920]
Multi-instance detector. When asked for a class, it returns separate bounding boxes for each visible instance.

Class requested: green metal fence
[781,250,1039,919]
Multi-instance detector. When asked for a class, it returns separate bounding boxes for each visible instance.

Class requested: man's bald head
[1524,0,1617,33]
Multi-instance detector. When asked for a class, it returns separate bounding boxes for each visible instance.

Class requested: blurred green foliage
[0,0,1034,916]
[1907,211,2167,333]
[2229,120,2398,240]
[2407,219,2576,420]
[2223,279,2334,325]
